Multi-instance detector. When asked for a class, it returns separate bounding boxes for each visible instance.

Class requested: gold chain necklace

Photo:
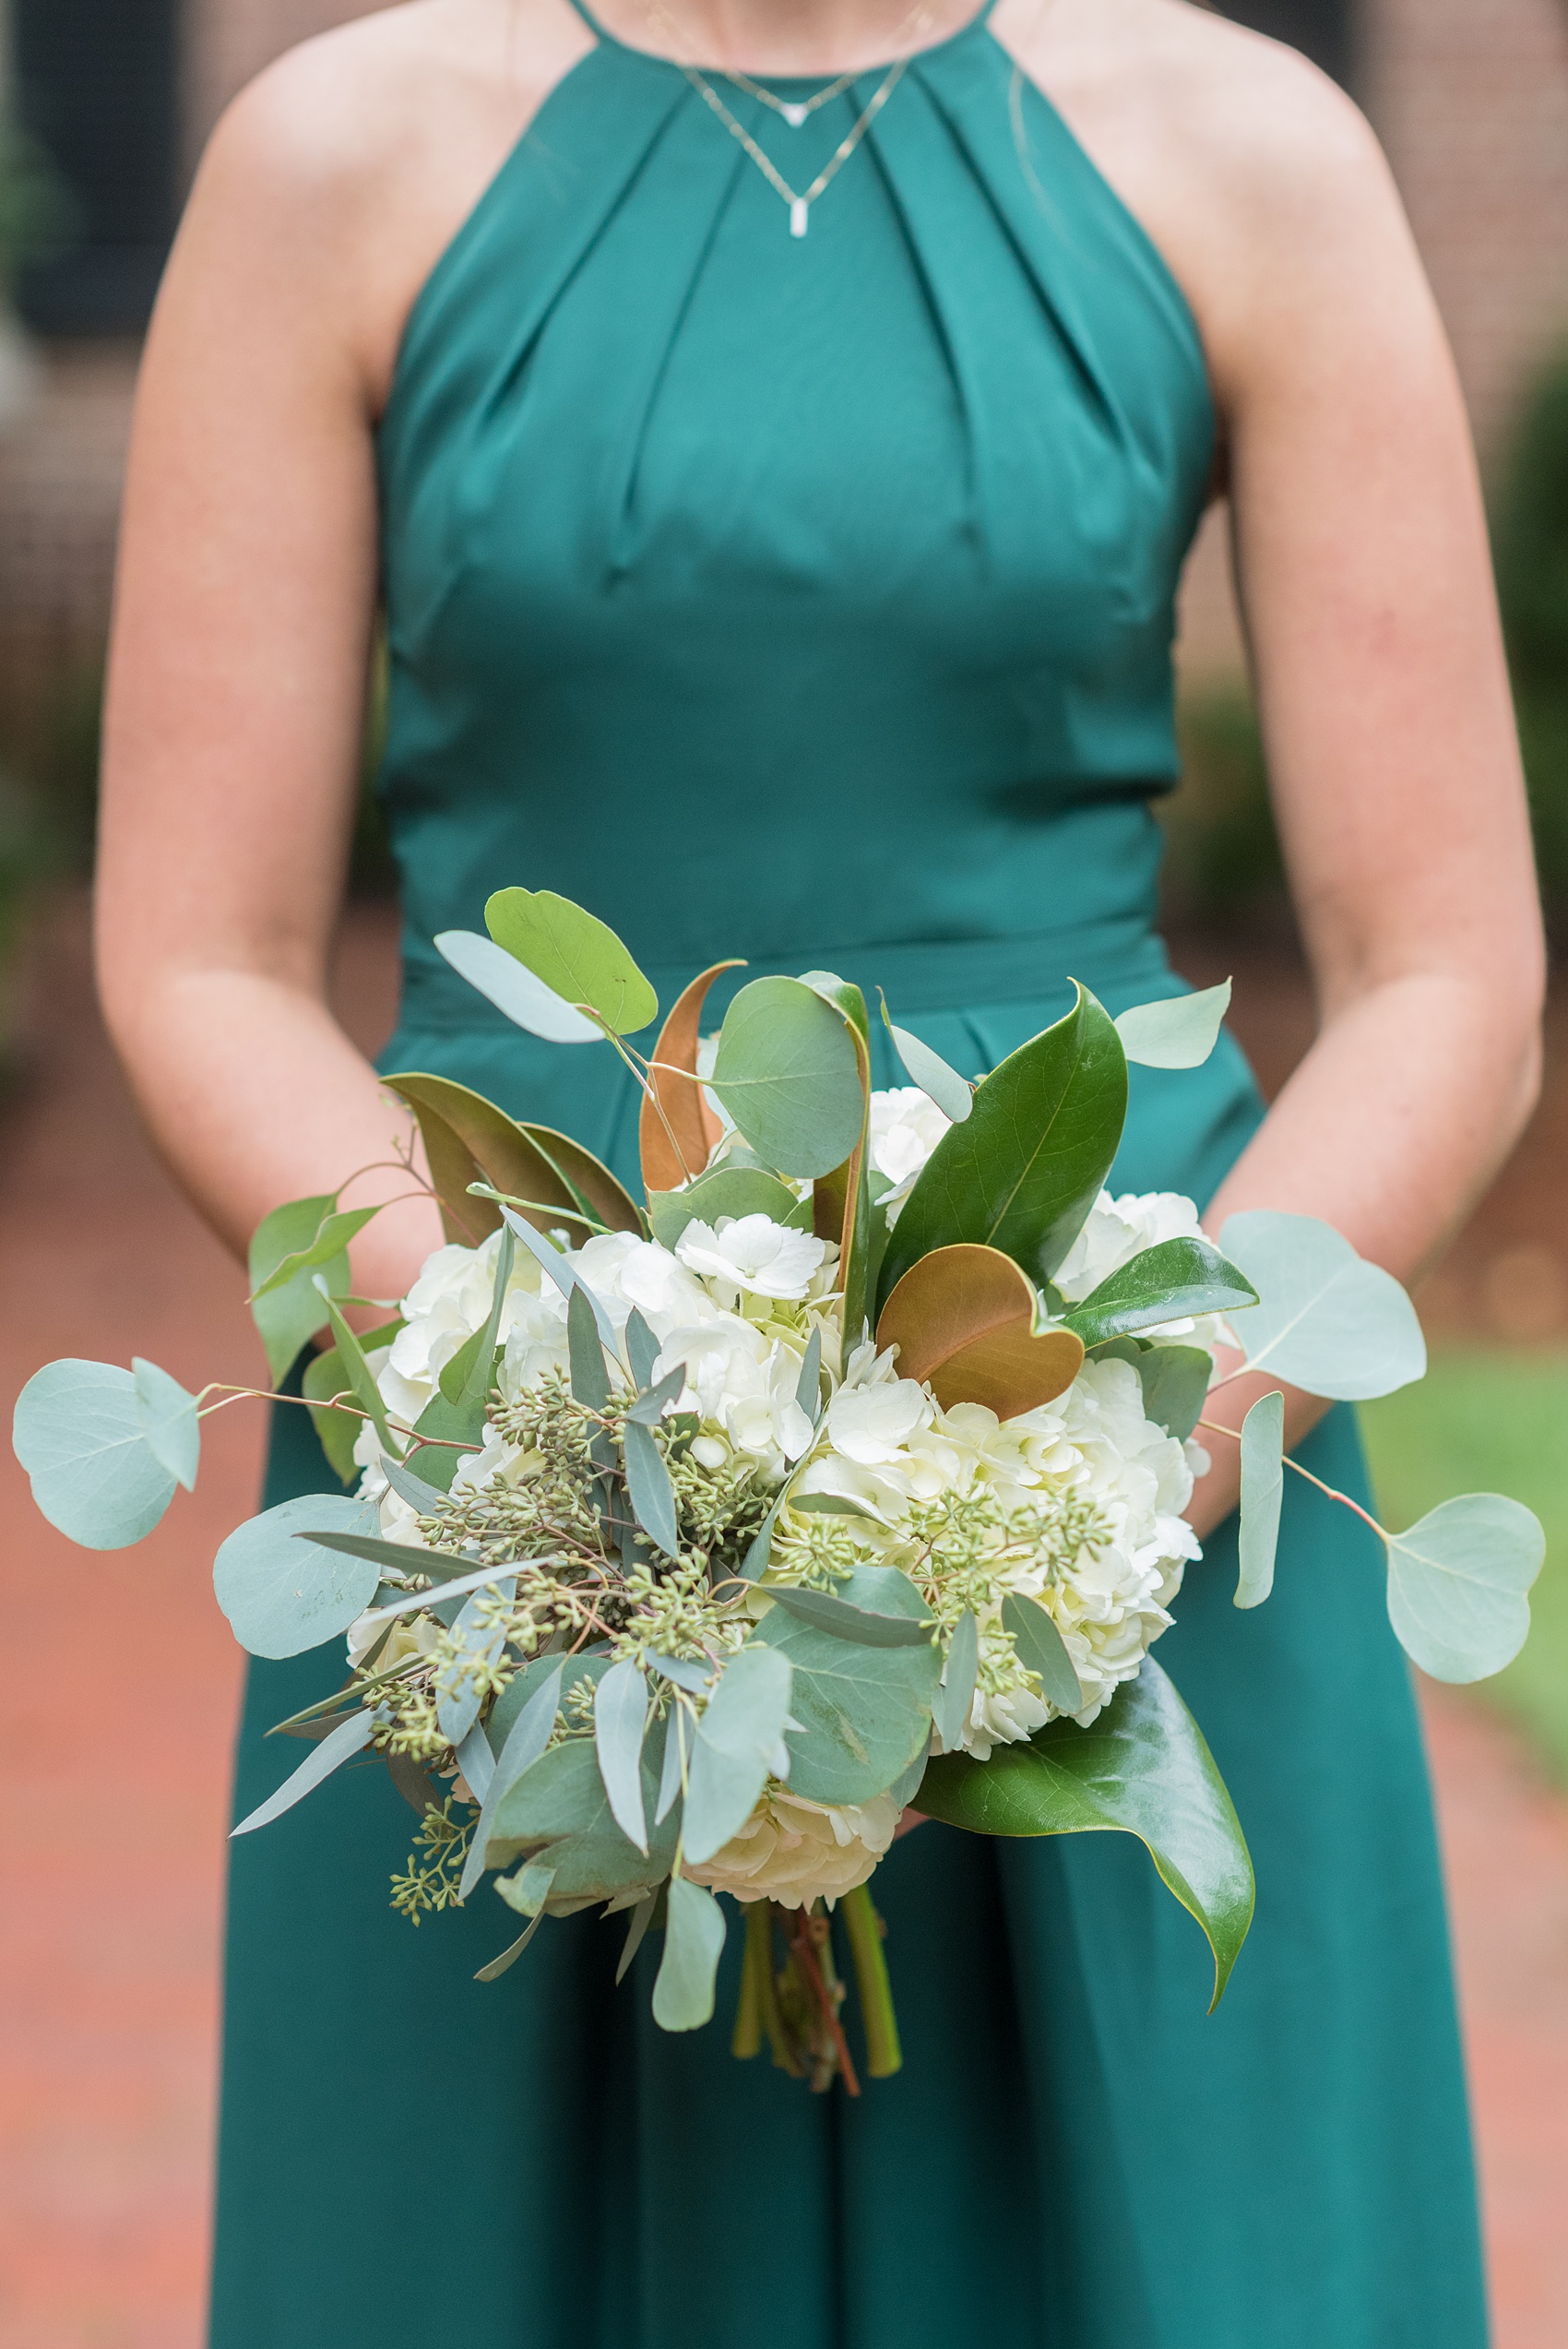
[636,0,944,236]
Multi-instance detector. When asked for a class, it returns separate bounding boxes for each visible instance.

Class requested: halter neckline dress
[210,11,1487,2342]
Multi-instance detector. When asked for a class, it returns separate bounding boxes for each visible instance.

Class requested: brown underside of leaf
[384,1073,637,1246]
[639,962,742,1196]
[875,1244,1085,1417]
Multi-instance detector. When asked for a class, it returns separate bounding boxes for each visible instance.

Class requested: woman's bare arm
[1004,0,1544,1530]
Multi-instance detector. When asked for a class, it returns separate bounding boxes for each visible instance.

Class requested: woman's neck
[589,0,981,74]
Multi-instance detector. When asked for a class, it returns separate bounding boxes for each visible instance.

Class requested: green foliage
[647,1165,811,1246]
[1235,1389,1285,1609]
[682,1646,795,1866]
[391,1797,474,1924]
[594,1659,652,1853]
[13,1357,179,1547]
[434,927,603,1043]
[487,1721,680,1902]
[211,1494,379,1658]
[709,975,866,1179]
[232,1710,374,1839]
[916,1656,1255,2009]
[1000,1592,1082,1712]
[878,995,973,1123]
[653,1878,728,2032]
[755,1564,940,1803]
[876,984,1127,1307]
[1384,1495,1543,1685]
[1219,1210,1427,1400]
[247,1196,350,1387]
[1061,1236,1256,1348]
[932,1608,979,1751]
[1114,979,1232,1070]
[1129,1342,1213,1443]
[132,1357,200,1492]
[484,887,658,1034]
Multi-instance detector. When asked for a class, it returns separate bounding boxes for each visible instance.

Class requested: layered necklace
[637,0,948,237]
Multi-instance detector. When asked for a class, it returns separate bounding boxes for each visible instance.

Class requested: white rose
[675,1213,828,1304]
[684,1789,900,1909]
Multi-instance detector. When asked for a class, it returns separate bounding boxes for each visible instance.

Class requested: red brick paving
[0,895,1564,2346]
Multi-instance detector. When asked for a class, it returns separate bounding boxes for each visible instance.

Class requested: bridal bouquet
[14,892,1545,2089]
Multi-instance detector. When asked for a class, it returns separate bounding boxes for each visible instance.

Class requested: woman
[97,0,1541,2342]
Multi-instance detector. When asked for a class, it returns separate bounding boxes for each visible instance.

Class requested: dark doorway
[11,0,180,335]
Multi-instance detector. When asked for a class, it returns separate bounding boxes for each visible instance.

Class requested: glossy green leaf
[434,927,602,1042]
[1235,1390,1285,1609]
[439,1225,516,1418]
[652,1877,728,2033]
[213,1494,380,1658]
[876,984,1127,1309]
[1062,1238,1257,1349]
[916,1657,1253,2009]
[709,975,866,1179]
[595,1659,651,1854]
[647,1165,813,1246]
[484,887,658,1035]
[14,1359,178,1549]
[755,1564,941,1803]
[1218,1210,1426,1401]
[1001,1592,1082,1712]
[248,1205,381,1300]
[486,1723,679,1900]
[1384,1495,1545,1683]
[315,1284,402,1461]
[932,1608,979,1752]
[460,1660,564,1899]
[682,1646,794,1866]
[247,1195,350,1385]
[132,1357,200,1493]
[879,994,972,1123]
[1114,980,1232,1070]
[624,1417,680,1560]
[760,1580,932,1649]
[232,1710,374,1837]
[1132,1343,1213,1443]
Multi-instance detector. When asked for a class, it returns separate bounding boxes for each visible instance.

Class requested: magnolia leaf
[14,1359,179,1548]
[652,1877,728,2033]
[916,1657,1253,2009]
[1114,981,1232,1070]
[877,984,1127,1309]
[683,1646,795,1866]
[232,1710,374,1837]
[461,1661,564,1899]
[248,1205,381,1300]
[878,995,973,1123]
[595,1660,651,1854]
[213,1494,380,1658]
[385,1072,642,1246]
[876,1244,1085,1415]
[132,1357,200,1493]
[624,1307,660,1393]
[932,1610,979,1752]
[623,1417,680,1560]
[1235,1390,1285,1610]
[760,1581,932,1650]
[434,927,602,1042]
[1001,1592,1082,1712]
[1218,1210,1426,1401]
[247,1195,350,1384]
[647,1166,811,1247]
[484,887,658,1035]
[519,1125,646,1239]
[1384,1495,1545,1684]
[1133,1343,1213,1443]
[639,960,743,1192]
[709,975,866,1179]
[486,1726,679,1900]
[1062,1238,1257,1350]
[755,1564,941,1803]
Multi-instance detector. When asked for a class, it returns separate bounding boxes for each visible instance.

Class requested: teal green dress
[211,9,1488,2342]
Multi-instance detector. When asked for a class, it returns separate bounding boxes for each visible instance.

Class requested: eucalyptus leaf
[761,1580,932,1649]
[382,1458,448,1516]
[1001,1592,1082,1712]
[502,1208,618,1349]
[567,1283,612,1413]
[652,1877,728,2033]
[879,995,973,1123]
[456,1720,495,1804]
[232,1710,375,1837]
[460,1661,564,1899]
[617,1889,659,1984]
[14,1359,179,1549]
[595,1659,651,1854]
[484,888,658,1035]
[647,1165,814,1247]
[486,1723,679,1900]
[213,1495,380,1659]
[496,1858,559,1920]
[1235,1390,1285,1610]
[291,1527,474,1582]
[315,1284,402,1459]
[932,1609,979,1752]
[476,1906,550,1983]
[434,927,603,1043]
[755,1565,941,1803]
[1114,980,1232,1070]
[131,1357,200,1493]
[247,1195,350,1385]
[1218,1210,1427,1401]
[439,1224,516,1413]
[682,1646,795,1866]
[916,1657,1253,2008]
[626,1368,685,1426]
[435,1580,514,1748]
[1384,1495,1545,1683]
[1061,1238,1257,1350]
[709,975,865,1179]
[656,1697,689,1825]
[303,1325,401,1485]
[876,984,1127,1309]
[624,1308,660,1393]
[796,1328,823,1419]
[623,1417,681,1559]
[647,1652,714,1696]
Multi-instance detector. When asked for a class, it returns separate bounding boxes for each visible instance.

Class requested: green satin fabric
[210,11,1487,2343]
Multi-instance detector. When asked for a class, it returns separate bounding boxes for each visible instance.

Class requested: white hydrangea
[867,1087,952,1221]
[1054,1188,1231,1349]
[683,1789,900,1909]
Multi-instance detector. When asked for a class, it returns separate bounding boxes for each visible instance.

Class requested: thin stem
[789,1905,861,2096]
[595,1015,695,1184]
[1197,1418,1387,1540]
[838,1883,902,2080]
